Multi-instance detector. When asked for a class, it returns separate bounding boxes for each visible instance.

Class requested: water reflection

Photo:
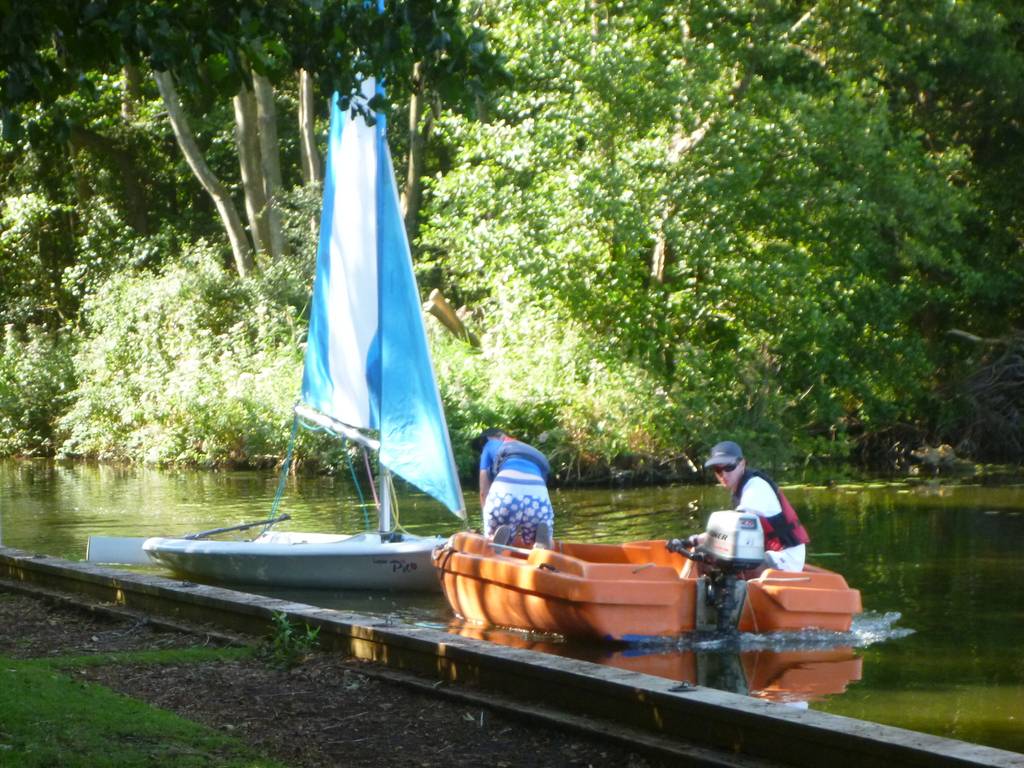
[443,625,862,705]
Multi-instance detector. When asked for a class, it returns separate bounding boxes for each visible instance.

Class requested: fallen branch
[423,289,480,347]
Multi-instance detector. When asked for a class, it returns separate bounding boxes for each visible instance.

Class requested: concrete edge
[2,547,1021,768]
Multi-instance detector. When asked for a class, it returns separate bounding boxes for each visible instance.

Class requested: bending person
[472,428,554,549]
[702,440,810,572]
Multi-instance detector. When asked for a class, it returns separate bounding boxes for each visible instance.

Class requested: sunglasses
[713,463,738,474]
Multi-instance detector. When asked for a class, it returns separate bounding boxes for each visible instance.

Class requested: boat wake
[848,610,916,645]
[623,610,913,654]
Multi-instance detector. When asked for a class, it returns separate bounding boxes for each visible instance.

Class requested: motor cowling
[697,511,766,574]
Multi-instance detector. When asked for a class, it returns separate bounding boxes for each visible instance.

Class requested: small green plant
[261,611,320,669]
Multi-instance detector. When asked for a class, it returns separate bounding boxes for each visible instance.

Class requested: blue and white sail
[302,80,466,521]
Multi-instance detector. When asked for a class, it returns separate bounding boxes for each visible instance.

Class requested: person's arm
[479,469,491,509]
[736,477,781,516]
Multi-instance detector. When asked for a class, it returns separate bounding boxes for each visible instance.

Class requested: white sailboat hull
[142,531,446,591]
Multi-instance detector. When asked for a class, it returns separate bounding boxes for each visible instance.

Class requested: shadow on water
[2,459,1023,753]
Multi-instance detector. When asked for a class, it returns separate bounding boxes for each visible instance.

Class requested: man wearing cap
[703,440,810,572]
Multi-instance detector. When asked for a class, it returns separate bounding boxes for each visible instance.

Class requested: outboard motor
[687,511,766,633]
[696,511,765,573]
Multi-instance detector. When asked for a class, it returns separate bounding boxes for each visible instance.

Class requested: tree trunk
[589,0,603,41]
[402,61,427,241]
[253,72,288,260]
[68,126,149,235]
[424,288,480,347]
[122,63,143,119]
[233,83,270,255]
[298,69,321,184]
[154,69,255,277]
[67,140,91,209]
[649,213,672,285]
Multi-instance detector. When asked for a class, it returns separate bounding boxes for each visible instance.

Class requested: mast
[378,468,392,532]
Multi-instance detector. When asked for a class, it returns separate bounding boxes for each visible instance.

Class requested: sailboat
[138,80,467,590]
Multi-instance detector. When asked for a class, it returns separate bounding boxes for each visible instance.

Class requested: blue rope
[288,408,372,530]
[341,440,371,530]
[266,414,300,532]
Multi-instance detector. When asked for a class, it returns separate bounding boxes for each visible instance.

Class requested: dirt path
[0,588,667,768]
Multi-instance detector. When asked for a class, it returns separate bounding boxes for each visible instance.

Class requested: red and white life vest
[733,470,810,552]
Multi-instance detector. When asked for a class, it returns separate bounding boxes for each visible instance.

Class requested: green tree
[1,0,498,279]
[421,0,1024,466]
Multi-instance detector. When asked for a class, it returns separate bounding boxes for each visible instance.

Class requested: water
[2,459,1022,753]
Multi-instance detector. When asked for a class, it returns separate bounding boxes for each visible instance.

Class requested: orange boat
[433,513,862,642]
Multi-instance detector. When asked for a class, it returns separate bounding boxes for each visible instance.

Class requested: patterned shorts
[483,475,554,547]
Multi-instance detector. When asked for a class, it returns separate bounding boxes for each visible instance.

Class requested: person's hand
[666,535,701,553]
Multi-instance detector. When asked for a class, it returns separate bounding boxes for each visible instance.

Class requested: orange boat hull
[433,532,862,642]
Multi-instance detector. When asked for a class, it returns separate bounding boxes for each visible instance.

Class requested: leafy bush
[428,301,689,480]
[0,326,77,456]
[57,241,311,467]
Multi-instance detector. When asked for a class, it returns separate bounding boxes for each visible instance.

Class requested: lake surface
[2,459,1022,754]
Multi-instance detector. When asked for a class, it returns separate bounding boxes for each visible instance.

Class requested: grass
[0,648,286,768]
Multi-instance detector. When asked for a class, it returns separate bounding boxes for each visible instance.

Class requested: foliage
[57,242,308,466]
[0,326,77,456]
[0,190,73,328]
[429,304,684,479]
[954,332,1024,461]
[0,0,498,134]
[2,0,1024,473]
[259,611,321,670]
[418,0,1024,468]
[0,66,216,331]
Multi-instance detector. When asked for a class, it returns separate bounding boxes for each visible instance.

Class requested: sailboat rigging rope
[362,447,380,510]
[291,408,374,530]
[344,441,371,530]
[385,471,411,534]
[283,413,455,535]
[266,414,300,533]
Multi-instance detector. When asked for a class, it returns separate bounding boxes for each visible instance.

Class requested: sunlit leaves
[420,0,1024,465]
